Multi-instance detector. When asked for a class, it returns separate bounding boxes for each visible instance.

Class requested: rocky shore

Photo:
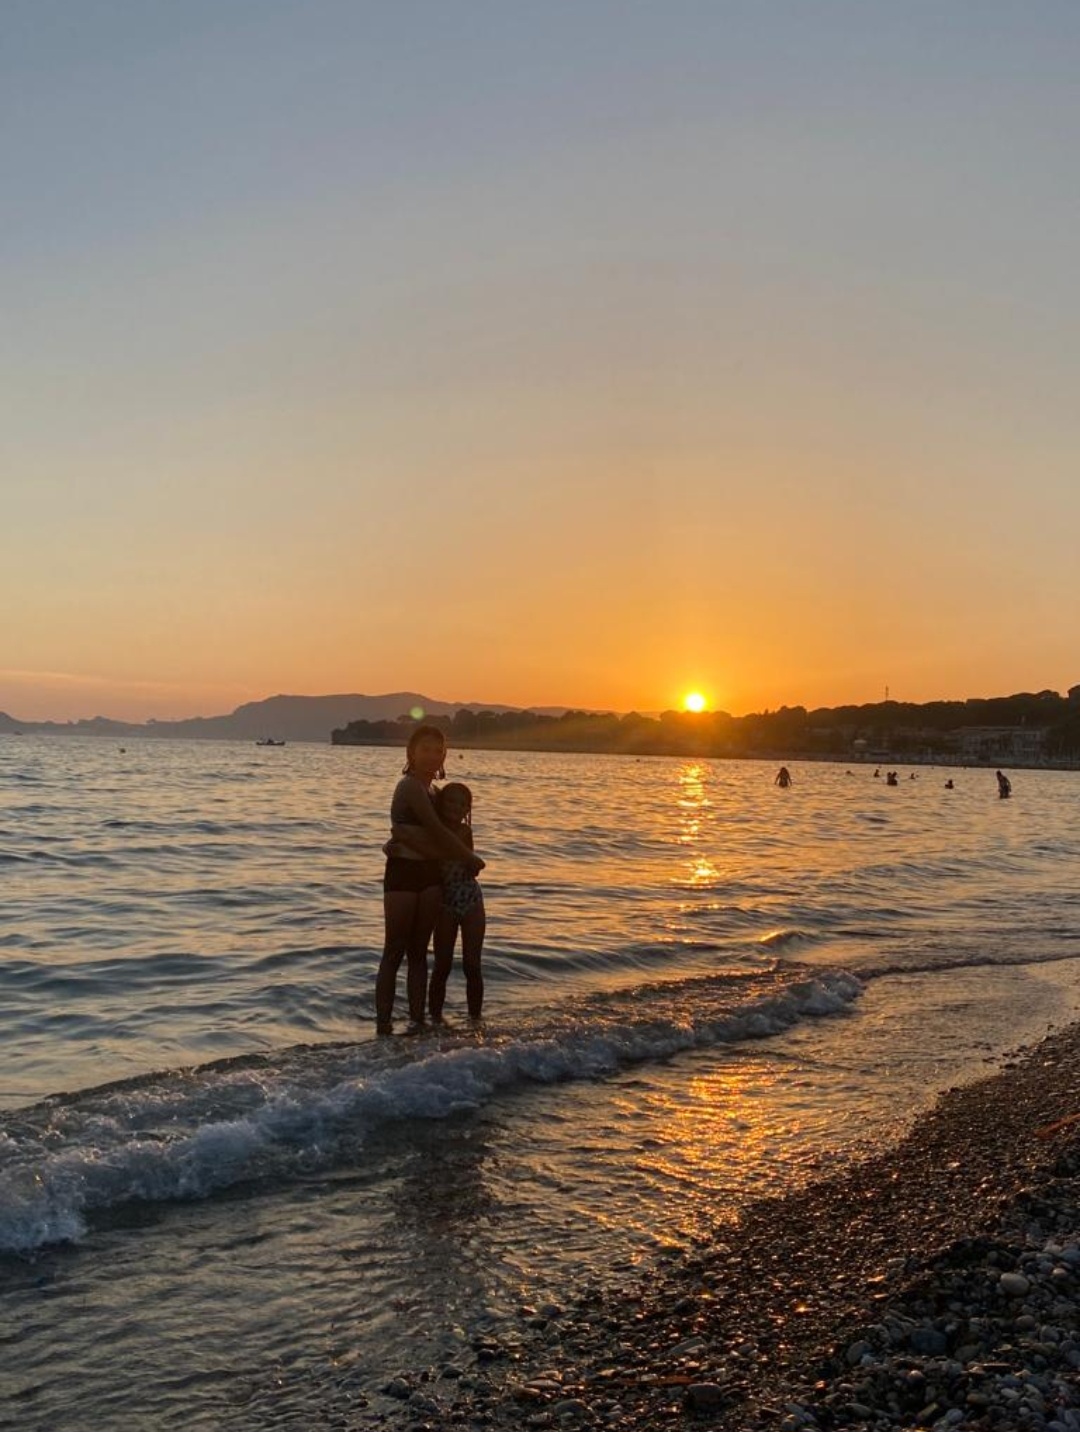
[364,1025,1080,1431]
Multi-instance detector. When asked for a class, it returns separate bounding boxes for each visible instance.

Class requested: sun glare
[683,691,707,713]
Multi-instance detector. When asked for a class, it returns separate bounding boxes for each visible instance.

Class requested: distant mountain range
[0,693,576,744]
[5,686,1077,752]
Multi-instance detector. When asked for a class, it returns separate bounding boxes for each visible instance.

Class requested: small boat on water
[256,738,286,747]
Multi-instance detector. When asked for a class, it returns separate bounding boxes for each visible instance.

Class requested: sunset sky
[5,2,1079,722]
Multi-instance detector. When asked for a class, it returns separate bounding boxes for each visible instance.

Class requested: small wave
[0,969,861,1254]
[857,945,1080,980]
[247,944,356,975]
[757,928,816,949]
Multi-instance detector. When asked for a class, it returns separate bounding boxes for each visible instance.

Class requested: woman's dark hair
[435,782,473,826]
[403,723,447,778]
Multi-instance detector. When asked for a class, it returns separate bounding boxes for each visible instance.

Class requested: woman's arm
[388,822,442,858]
[399,780,485,867]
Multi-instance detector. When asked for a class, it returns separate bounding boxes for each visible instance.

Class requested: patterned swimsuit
[442,861,484,918]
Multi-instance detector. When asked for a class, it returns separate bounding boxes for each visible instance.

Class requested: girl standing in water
[375,726,483,1035]
[427,782,486,1025]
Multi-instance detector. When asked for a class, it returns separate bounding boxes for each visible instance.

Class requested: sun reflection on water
[645,1059,859,1211]
[530,1049,853,1258]
[676,761,720,885]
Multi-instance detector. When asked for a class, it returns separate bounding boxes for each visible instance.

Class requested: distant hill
[0,693,548,744]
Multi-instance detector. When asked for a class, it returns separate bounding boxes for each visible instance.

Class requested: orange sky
[4,5,1079,724]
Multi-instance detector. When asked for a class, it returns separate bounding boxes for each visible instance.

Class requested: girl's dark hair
[435,782,472,826]
[403,723,447,778]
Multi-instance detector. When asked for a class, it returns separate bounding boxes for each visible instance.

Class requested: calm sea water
[2,735,1079,1429]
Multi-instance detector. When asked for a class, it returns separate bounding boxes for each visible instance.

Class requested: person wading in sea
[375,725,483,1035]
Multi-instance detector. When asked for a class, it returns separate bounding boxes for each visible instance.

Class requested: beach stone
[551,1399,589,1418]
[909,1328,948,1356]
[407,1392,440,1415]
[846,1339,871,1365]
[669,1337,707,1358]
[1001,1272,1032,1297]
[683,1382,725,1411]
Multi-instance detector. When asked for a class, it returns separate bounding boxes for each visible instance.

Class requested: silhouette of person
[775,766,792,788]
[376,725,484,1035]
[996,770,1012,799]
[945,779,954,789]
[427,782,486,1025]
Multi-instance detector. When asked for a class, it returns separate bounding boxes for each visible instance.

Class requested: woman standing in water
[375,725,483,1035]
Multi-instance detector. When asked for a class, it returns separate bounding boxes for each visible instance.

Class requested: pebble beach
[370,1025,1080,1432]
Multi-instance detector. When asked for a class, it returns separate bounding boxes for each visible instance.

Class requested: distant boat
[256,738,286,747]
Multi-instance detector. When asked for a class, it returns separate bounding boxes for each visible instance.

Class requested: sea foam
[0,969,860,1254]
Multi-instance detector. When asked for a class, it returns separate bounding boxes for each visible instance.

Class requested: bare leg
[376,892,418,1031]
[405,884,443,1025]
[460,904,486,1020]
[428,909,458,1022]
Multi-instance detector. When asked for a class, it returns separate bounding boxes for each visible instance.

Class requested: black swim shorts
[383,856,443,894]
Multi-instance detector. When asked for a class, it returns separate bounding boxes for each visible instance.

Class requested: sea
[1,735,1078,1429]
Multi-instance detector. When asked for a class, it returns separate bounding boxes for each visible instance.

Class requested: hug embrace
[374,725,487,1035]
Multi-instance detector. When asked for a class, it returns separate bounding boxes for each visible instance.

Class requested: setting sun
[683,692,707,713]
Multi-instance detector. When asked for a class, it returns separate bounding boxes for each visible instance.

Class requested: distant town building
[953,726,1046,762]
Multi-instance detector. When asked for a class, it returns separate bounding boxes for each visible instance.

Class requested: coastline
[334,739,1080,774]
[370,1026,1080,1430]
[6,727,1079,771]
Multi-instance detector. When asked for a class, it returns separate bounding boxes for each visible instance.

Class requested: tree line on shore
[331,689,1080,760]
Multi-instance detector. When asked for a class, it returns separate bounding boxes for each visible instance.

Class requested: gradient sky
[5,1,1079,721]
